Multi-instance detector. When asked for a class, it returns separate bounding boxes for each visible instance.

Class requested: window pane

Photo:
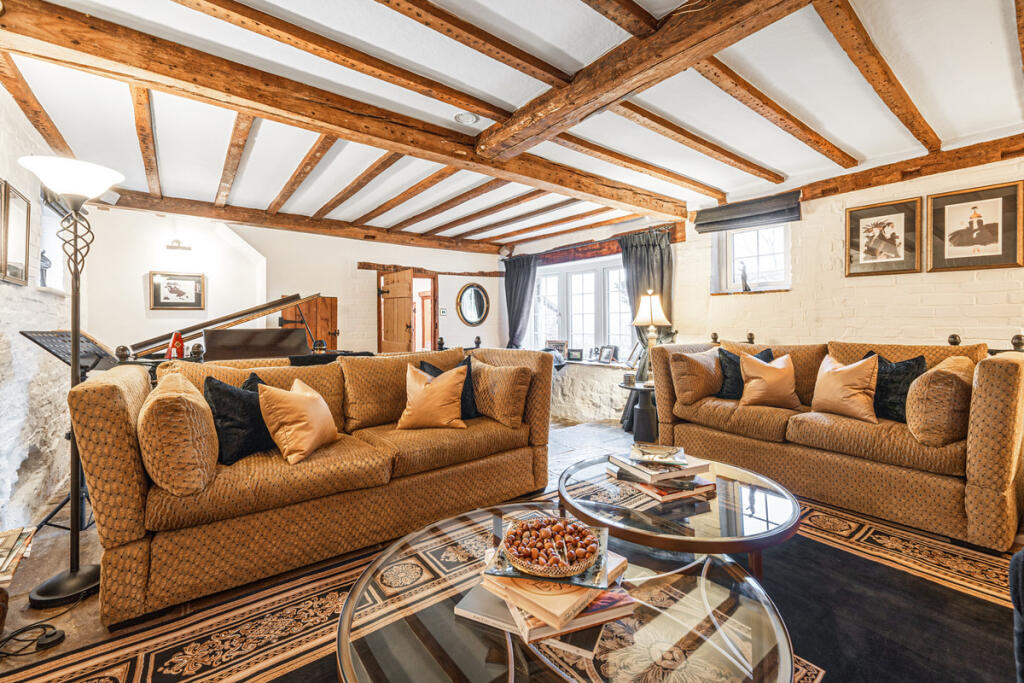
[570,272,595,349]
[727,225,788,288]
[529,274,560,348]
[758,226,783,253]
[732,231,757,258]
[606,268,633,352]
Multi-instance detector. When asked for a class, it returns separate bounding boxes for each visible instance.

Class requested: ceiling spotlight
[454,112,480,125]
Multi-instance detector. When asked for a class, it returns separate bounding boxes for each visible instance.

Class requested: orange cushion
[397,364,467,430]
[669,348,722,406]
[471,360,532,429]
[811,354,879,423]
[258,379,339,464]
[739,354,801,410]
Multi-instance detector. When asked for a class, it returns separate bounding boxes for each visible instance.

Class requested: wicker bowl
[501,519,599,578]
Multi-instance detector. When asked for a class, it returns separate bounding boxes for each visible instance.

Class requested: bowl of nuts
[501,518,601,578]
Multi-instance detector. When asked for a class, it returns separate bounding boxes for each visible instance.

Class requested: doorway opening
[413,277,434,351]
[377,268,438,353]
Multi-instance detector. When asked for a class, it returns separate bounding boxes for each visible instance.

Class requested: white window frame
[712,223,791,294]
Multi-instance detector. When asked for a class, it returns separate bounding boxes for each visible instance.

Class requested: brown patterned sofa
[651,340,1024,552]
[67,347,551,625]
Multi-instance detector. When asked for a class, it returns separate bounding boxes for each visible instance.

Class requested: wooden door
[379,269,413,353]
[281,296,339,349]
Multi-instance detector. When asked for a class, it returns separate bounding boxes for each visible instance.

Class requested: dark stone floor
[0,419,630,672]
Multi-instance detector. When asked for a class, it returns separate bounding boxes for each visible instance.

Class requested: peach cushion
[811,354,879,423]
[669,348,723,406]
[397,364,467,430]
[258,379,340,464]
[739,354,801,410]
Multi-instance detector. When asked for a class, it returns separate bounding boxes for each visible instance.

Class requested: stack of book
[0,527,33,586]
[608,445,717,503]
[455,544,633,659]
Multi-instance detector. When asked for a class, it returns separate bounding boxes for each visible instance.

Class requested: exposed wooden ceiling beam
[456,198,583,239]
[267,133,336,214]
[577,0,659,37]
[553,132,726,203]
[353,166,458,225]
[371,0,570,87]
[313,152,403,220]
[128,85,161,197]
[475,0,813,160]
[387,178,509,231]
[0,0,688,220]
[812,0,940,152]
[503,213,642,246]
[475,206,614,241]
[609,102,785,183]
[421,188,547,236]
[214,112,254,207]
[0,51,73,156]
[171,0,510,121]
[693,56,858,168]
[1017,0,1024,75]
[799,132,1024,202]
[108,189,501,253]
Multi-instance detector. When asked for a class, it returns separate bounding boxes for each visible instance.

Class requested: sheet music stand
[18,330,115,534]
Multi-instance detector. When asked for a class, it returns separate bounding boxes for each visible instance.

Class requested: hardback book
[506,585,635,643]
[609,467,716,502]
[481,551,627,630]
[608,454,710,483]
[541,624,606,659]
[0,528,33,585]
[629,442,685,464]
[454,585,518,633]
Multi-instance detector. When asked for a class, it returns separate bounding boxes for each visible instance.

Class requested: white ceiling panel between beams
[402,181,534,234]
[435,194,572,238]
[279,140,383,217]
[495,209,632,243]
[632,0,686,20]
[11,55,148,192]
[471,200,609,241]
[230,119,320,210]
[325,156,447,222]
[374,170,491,228]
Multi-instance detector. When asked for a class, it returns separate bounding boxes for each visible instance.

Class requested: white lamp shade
[19,156,124,200]
[632,292,670,327]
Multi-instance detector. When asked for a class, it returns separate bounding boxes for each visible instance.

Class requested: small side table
[619,382,657,443]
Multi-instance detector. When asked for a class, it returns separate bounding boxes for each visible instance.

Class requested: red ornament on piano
[166,331,185,359]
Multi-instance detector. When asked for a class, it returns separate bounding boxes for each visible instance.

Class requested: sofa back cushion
[397,364,468,430]
[669,348,722,406]
[472,359,532,429]
[828,341,987,369]
[906,356,975,447]
[158,360,345,431]
[739,353,801,409]
[811,354,879,423]
[339,348,465,431]
[721,341,826,405]
[137,373,219,496]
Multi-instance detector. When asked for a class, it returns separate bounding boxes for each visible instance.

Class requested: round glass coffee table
[559,456,801,578]
[336,501,793,682]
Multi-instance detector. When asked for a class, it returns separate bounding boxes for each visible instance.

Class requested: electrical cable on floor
[0,594,84,659]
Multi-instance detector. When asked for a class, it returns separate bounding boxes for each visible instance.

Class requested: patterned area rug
[4,495,1009,682]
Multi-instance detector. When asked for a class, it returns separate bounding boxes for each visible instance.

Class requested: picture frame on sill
[1,181,31,286]
[545,339,567,356]
[598,345,617,363]
[845,197,921,277]
[927,181,1023,272]
[149,271,206,310]
[626,341,643,366]
[567,348,583,361]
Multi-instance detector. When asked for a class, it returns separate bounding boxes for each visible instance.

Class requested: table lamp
[19,156,124,608]
[632,289,670,352]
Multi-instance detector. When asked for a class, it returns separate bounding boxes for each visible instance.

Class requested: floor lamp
[19,156,124,608]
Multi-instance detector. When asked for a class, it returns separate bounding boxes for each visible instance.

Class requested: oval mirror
[456,283,489,326]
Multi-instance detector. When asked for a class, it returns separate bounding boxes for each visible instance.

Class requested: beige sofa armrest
[470,348,552,446]
[67,364,152,549]
[965,352,1024,550]
[649,343,714,445]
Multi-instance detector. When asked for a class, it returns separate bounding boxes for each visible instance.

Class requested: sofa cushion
[720,341,827,405]
[398,364,467,430]
[145,434,392,531]
[259,379,340,464]
[203,374,276,465]
[740,354,801,410]
[786,411,966,476]
[906,356,975,447]
[421,356,478,420]
[865,353,926,423]
[137,373,219,496]
[670,348,722,406]
[673,396,805,443]
[717,347,772,400]
[158,360,345,431]
[353,416,530,477]
[811,354,879,423]
[828,341,988,368]
[472,360,532,428]
[340,349,465,431]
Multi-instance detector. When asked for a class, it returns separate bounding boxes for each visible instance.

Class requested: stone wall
[0,87,71,528]
[550,362,631,423]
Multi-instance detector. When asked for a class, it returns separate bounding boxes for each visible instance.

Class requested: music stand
[20,330,117,383]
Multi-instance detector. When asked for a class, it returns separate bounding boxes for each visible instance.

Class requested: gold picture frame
[149,271,206,310]
[844,197,921,277]
[927,181,1024,272]
[1,181,31,286]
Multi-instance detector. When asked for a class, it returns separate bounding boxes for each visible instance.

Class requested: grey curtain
[618,229,673,431]
[503,254,537,348]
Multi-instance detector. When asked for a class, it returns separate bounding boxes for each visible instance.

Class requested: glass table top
[559,456,802,554]
[336,502,793,682]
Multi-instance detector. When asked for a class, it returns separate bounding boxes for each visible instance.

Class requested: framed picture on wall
[149,271,206,310]
[927,181,1023,272]
[1,181,31,286]
[845,197,921,277]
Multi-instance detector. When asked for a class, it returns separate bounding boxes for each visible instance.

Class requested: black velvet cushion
[863,351,926,423]
[420,356,479,420]
[203,373,276,465]
[716,347,773,400]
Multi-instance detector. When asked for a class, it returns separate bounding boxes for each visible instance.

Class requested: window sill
[565,359,636,370]
[36,286,69,298]
[710,288,790,297]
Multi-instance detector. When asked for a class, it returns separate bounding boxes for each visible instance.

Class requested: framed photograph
[845,197,921,276]
[545,339,567,356]
[598,345,617,363]
[626,341,642,366]
[567,348,583,361]
[1,182,31,286]
[928,182,1023,272]
[150,271,206,310]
